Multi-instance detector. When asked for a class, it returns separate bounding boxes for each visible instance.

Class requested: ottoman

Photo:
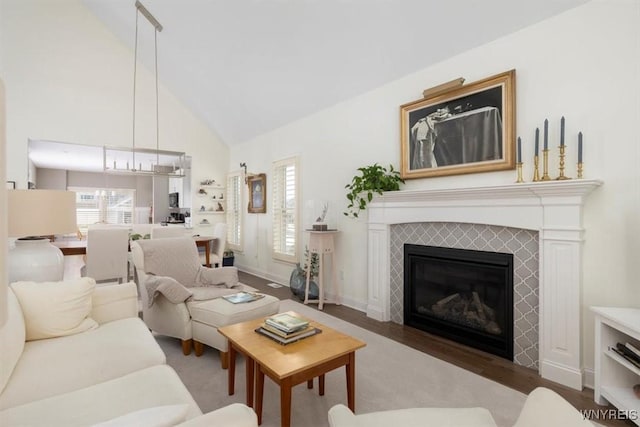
[187,293,280,368]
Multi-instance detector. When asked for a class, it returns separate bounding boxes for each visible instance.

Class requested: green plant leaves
[344,163,404,218]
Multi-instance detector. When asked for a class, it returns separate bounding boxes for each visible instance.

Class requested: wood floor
[239,271,634,427]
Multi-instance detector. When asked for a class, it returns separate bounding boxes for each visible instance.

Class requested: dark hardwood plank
[239,271,633,427]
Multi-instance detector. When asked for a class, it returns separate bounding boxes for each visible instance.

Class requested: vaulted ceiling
[83,0,587,146]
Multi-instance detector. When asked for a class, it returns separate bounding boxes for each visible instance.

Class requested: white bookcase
[592,306,640,425]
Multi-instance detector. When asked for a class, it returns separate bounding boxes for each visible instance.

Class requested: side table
[304,230,340,310]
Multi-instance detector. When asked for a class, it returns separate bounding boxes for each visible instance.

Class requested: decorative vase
[8,238,65,283]
[289,263,319,301]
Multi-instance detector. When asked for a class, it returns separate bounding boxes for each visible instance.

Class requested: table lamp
[7,189,77,283]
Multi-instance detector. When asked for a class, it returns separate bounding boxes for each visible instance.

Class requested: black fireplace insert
[404,244,514,360]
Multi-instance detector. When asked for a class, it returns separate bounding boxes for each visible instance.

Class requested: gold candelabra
[532,155,540,182]
[516,162,524,183]
[541,149,551,181]
[556,145,571,180]
[577,162,584,179]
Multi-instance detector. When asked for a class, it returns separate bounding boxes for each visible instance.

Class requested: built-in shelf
[592,306,640,426]
[196,184,226,214]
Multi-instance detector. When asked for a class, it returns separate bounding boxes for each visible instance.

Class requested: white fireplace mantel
[366,179,602,390]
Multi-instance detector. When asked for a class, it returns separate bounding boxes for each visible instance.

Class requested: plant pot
[289,264,319,301]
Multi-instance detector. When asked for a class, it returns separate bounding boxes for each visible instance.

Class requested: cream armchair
[131,237,279,367]
[328,387,596,427]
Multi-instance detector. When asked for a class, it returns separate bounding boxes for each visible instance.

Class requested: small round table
[304,230,340,310]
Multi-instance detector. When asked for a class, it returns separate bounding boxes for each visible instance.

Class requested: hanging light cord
[132,9,139,171]
[154,27,159,169]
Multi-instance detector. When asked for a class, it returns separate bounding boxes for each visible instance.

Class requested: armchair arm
[90,282,138,324]
[328,404,359,427]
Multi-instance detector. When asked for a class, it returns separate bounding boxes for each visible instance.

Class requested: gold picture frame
[247,173,266,213]
[400,69,516,179]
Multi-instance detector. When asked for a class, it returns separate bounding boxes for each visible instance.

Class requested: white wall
[231,0,640,375]
[0,0,229,202]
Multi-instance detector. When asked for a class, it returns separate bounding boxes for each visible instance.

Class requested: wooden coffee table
[218,311,366,427]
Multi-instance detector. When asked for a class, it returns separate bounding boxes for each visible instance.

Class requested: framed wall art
[247,173,266,213]
[400,69,516,179]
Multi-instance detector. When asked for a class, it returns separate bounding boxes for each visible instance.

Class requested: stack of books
[256,312,321,345]
[610,342,640,369]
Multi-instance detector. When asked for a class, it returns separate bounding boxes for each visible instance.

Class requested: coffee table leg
[246,356,254,408]
[228,342,236,395]
[280,377,293,427]
[255,366,264,425]
[346,352,355,411]
[307,379,313,389]
[319,374,325,396]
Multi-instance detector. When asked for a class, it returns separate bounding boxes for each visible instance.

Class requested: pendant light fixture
[103,0,185,177]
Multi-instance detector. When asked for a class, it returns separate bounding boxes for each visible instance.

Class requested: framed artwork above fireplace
[399,69,516,179]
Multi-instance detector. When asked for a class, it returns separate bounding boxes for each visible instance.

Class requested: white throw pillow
[10,278,99,341]
[91,404,189,427]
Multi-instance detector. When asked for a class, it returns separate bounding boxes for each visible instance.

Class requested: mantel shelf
[372,179,603,204]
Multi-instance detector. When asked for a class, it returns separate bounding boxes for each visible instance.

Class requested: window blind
[70,187,135,233]
[272,157,298,262]
[226,172,242,250]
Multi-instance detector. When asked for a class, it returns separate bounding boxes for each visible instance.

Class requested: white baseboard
[583,367,594,390]
[540,359,583,390]
[236,264,369,314]
[236,264,288,287]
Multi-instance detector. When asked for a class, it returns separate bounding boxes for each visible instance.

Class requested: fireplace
[404,244,514,360]
[366,180,601,390]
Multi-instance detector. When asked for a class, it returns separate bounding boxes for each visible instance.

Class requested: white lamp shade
[8,190,77,237]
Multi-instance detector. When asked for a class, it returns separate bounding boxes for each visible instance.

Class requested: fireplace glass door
[404,244,514,360]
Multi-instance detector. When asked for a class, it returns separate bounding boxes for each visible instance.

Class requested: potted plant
[222,250,235,266]
[344,163,405,218]
[289,247,320,301]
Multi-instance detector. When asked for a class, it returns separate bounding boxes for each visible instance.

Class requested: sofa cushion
[10,278,98,341]
[92,404,190,427]
[0,290,26,395]
[0,365,202,427]
[0,317,166,410]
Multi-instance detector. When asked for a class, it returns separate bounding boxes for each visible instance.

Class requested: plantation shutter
[272,157,298,263]
[226,172,242,250]
[71,187,135,233]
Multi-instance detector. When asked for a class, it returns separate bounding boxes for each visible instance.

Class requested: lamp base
[8,238,65,283]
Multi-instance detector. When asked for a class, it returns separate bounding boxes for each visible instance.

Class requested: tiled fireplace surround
[365,180,601,390]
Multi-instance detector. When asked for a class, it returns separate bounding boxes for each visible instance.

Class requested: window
[272,157,299,263]
[70,187,135,233]
[226,172,242,251]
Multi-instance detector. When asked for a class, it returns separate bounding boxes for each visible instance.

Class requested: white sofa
[328,387,596,427]
[0,279,257,427]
